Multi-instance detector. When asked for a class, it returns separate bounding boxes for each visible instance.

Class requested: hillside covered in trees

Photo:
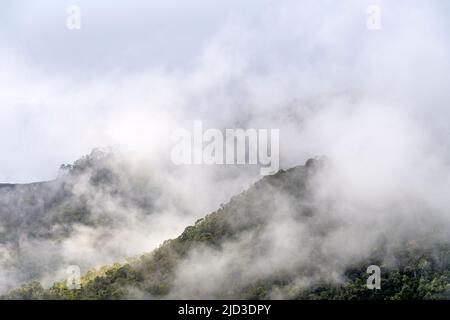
[2,158,449,299]
[0,149,204,294]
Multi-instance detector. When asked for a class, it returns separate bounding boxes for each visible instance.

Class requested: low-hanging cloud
[0,0,449,296]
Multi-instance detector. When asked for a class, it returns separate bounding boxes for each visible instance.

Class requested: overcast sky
[1,0,449,182]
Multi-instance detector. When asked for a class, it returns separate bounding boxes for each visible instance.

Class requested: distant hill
[0,149,184,293]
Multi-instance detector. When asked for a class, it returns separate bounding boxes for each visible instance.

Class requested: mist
[0,0,449,297]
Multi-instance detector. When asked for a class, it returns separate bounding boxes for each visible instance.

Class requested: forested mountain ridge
[0,149,189,294]
[2,158,449,299]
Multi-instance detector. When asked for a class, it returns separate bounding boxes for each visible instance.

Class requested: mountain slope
[0,149,194,294]
[3,159,449,299]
